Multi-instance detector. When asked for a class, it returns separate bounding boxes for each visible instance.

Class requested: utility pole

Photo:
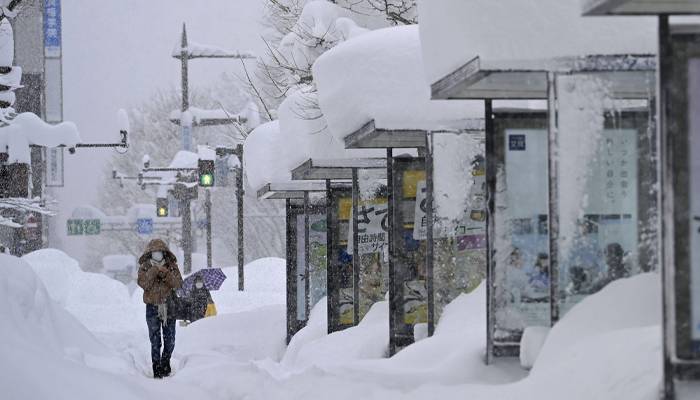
[171,23,254,284]
[205,188,212,269]
[236,144,244,291]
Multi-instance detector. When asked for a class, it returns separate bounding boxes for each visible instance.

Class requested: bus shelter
[431,44,658,360]
[584,2,700,397]
[345,122,485,354]
[291,158,387,333]
[257,181,327,343]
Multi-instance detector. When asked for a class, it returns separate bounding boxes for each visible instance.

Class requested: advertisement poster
[403,279,428,324]
[308,214,327,310]
[348,197,390,319]
[494,129,550,340]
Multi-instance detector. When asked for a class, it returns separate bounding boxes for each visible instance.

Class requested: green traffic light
[200,173,214,187]
[157,207,168,217]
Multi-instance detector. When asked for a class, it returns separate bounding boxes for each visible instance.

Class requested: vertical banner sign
[43,0,62,57]
[45,147,64,187]
[44,0,63,123]
[689,58,700,345]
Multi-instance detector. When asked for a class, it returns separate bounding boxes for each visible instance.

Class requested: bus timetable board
[389,156,428,355]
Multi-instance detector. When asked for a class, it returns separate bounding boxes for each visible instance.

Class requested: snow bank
[206,257,286,314]
[177,305,286,362]
[0,253,209,400]
[533,273,661,369]
[284,300,389,370]
[417,0,658,84]
[22,249,143,334]
[314,25,481,141]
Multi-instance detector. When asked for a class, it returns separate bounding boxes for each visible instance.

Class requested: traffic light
[198,159,215,187]
[156,198,169,217]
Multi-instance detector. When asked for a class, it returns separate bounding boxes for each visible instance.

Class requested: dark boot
[152,362,162,379]
[160,359,171,377]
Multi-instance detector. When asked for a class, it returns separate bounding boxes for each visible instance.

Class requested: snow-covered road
[1,249,663,400]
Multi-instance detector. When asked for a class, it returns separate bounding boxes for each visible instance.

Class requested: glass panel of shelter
[427,131,487,335]
[328,184,355,332]
[351,169,390,321]
[390,155,428,354]
[667,31,700,364]
[553,71,656,320]
[305,192,328,318]
[490,108,550,356]
[286,199,306,343]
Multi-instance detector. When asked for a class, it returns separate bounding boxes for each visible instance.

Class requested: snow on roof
[172,40,254,59]
[313,25,482,142]
[417,0,658,85]
[0,113,81,164]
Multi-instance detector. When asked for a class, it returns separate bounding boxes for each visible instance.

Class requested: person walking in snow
[137,239,183,379]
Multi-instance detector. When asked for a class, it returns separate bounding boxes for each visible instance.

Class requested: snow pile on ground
[0,254,208,400]
[314,25,481,141]
[22,249,143,335]
[283,299,389,370]
[178,304,286,362]
[416,0,657,84]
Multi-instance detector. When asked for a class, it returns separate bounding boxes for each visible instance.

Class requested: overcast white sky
[55,1,265,258]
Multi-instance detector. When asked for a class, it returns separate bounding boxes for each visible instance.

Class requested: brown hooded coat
[137,239,183,305]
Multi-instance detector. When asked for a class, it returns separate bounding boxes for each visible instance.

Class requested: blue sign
[509,134,526,151]
[136,218,154,235]
[43,0,62,57]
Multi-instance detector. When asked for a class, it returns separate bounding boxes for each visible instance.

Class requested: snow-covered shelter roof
[313,25,482,144]
[257,181,327,200]
[418,0,658,99]
[344,118,485,149]
[583,0,700,15]
[291,158,386,181]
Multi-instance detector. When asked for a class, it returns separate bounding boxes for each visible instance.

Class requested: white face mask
[151,251,164,262]
[195,281,204,289]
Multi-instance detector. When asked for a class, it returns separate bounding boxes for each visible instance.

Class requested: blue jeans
[146,304,176,366]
